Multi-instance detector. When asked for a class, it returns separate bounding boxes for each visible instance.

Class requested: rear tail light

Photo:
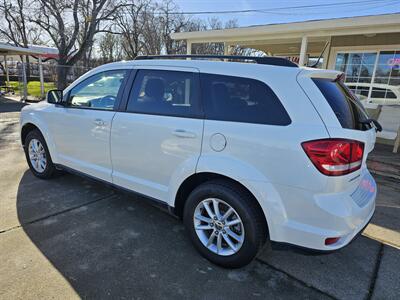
[302,139,364,176]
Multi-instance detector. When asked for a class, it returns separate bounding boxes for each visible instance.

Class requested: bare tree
[99,32,123,63]
[141,9,163,55]
[114,0,151,59]
[191,18,228,55]
[1,0,30,47]
[188,18,261,56]
[0,0,42,78]
[113,0,190,57]
[157,0,187,54]
[224,18,239,29]
[30,0,127,89]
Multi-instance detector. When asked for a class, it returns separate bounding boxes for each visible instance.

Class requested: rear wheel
[183,180,267,268]
[24,129,57,179]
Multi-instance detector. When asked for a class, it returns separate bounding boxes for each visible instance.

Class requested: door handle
[94,119,106,126]
[172,129,197,138]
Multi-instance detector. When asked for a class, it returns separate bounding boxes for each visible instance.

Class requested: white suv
[20,55,377,268]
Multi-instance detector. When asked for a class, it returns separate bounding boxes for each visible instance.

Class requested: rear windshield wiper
[359,118,382,132]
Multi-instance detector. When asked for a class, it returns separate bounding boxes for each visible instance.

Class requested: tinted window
[127,70,200,117]
[313,78,369,130]
[69,70,127,110]
[200,74,291,125]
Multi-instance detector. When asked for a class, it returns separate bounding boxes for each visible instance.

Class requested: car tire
[24,129,57,179]
[183,179,267,268]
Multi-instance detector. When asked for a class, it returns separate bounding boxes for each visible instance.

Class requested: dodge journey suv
[20,55,378,267]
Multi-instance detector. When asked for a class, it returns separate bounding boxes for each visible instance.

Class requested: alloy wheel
[193,198,245,256]
[28,138,47,173]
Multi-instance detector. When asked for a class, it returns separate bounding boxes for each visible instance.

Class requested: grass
[8,81,56,98]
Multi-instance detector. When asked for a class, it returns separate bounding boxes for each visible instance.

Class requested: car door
[111,67,203,203]
[48,69,129,182]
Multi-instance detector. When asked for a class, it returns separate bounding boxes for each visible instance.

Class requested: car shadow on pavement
[15,170,327,299]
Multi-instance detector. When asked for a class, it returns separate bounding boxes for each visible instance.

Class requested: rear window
[200,73,291,125]
[313,78,369,130]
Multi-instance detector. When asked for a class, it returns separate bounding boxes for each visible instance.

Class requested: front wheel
[183,180,267,268]
[24,129,57,179]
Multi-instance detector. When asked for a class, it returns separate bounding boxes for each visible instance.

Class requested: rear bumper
[270,209,374,254]
[249,169,377,251]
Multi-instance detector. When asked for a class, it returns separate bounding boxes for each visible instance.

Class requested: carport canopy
[0,42,51,100]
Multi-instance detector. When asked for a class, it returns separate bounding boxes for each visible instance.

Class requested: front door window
[68,70,127,110]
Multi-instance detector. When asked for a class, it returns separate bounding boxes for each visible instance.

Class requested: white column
[38,57,45,99]
[224,43,231,55]
[4,55,10,85]
[21,56,28,101]
[186,40,192,55]
[299,36,308,66]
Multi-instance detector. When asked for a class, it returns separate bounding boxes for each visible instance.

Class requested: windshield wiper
[359,118,382,132]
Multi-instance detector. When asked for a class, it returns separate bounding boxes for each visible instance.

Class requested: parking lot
[0,97,399,300]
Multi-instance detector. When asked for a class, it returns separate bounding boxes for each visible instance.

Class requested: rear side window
[127,70,200,118]
[200,73,291,125]
[313,78,369,130]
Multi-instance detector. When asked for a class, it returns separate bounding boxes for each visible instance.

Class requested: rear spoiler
[298,68,343,80]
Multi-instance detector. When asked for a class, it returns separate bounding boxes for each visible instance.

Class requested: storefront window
[334,50,400,105]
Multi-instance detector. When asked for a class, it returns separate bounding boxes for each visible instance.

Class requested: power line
[144,0,399,15]
[31,0,399,16]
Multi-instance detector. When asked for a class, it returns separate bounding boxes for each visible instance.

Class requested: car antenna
[310,41,330,68]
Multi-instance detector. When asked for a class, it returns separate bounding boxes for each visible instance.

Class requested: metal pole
[38,56,45,99]
[21,56,28,101]
[4,55,10,85]
[322,37,332,69]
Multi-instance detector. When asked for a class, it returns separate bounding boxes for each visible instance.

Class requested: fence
[0,61,92,101]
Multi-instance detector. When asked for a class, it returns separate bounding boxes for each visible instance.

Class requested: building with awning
[171,13,400,107]
[0,42,58,100]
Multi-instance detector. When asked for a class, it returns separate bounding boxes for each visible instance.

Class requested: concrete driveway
[1,97,399,299]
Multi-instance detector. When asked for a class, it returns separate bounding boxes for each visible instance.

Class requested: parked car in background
[346,83,400,106]
[20,55,378,267]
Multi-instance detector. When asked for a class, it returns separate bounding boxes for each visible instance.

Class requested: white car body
[20,59,377,253]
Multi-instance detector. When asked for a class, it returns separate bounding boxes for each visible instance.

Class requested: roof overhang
[0,42,59,57]
[171,13,400,43]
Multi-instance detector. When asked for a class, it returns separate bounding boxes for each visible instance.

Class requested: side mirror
[47,89,63,105]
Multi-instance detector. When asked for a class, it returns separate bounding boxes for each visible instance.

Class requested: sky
[174,0,400,27]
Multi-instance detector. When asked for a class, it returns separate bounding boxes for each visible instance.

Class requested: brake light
[302,139,364,176]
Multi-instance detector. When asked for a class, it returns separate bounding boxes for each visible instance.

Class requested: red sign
[387,58,400,66]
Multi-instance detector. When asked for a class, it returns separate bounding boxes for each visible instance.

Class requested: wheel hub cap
[28,138,47,173]
[193,198,245,256]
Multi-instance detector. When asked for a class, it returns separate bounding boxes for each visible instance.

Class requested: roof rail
[134,54,298,68]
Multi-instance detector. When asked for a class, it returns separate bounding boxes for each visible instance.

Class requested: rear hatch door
[297,69,377,191]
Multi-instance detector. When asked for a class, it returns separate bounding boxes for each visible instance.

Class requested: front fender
[20,109,58,164]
